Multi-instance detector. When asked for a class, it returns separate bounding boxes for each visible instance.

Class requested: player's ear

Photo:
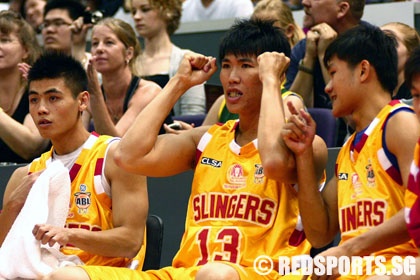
[78,91,90,112]
[359,60,370,82]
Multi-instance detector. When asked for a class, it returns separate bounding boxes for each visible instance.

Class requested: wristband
[298,59,313,75]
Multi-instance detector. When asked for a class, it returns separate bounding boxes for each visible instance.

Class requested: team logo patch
[351,173,363,199]
[224,163,246,189]
[366,159,376,187]
[254,164,264,184]
[74,184,91,214]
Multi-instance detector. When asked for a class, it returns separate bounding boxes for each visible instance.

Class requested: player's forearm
[296,149,335,247]
[258,78,295,182]
[0,203,22,246]
[340,210,411,257]
[68,227,143,259]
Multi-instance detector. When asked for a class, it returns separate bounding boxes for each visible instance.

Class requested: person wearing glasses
[41,0,91,68]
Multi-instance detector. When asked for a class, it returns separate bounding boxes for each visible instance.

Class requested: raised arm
[257,51,326,184]
[114,53,218,176]
[257,52,294,182]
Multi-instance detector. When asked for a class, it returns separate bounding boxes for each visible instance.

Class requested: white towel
[0,160,83,280]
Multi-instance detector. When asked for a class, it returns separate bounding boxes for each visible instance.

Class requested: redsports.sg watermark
[253,255,417,276]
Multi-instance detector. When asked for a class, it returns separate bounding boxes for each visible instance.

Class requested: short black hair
[324,24,398,95]
[219,18,291,62]
[28,51,88,98]
[44,0,86,20]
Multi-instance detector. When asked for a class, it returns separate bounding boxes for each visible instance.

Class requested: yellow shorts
[83,262,285,280]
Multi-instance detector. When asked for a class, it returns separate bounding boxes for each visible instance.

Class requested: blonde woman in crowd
[0,10,48,163]
[252,0,305,48]
[85,17,161,137]
[381,22,420,103]
[131,0,206,116]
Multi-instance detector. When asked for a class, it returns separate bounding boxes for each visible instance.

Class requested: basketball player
[0,52,148,268]
[282,24,419,279]
[43,18,328,280]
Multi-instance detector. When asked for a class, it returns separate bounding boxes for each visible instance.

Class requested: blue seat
[307,108,338,147]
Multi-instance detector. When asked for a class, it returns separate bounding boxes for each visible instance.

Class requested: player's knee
[41,266,90,280]
[196,262,240,280]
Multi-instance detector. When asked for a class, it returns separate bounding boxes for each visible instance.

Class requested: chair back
[307,107,338,147]
[142,215,164,271]
[204,83,223,112]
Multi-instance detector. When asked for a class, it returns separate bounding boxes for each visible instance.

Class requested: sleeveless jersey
[337,100,417,258]
[405,140,420,247]
[172,120,311,271]
[28,133,135,267]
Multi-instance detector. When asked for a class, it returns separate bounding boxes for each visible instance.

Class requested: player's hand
[282,101,316,156]
[32,224,71,247]
[176,52,217,89]
[257,52,290,84]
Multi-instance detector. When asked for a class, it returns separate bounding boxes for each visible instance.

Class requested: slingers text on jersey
[340,199,386,232]
[192,192,276,226]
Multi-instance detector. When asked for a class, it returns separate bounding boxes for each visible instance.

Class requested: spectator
[381,22,420,104]
[42,0,90,68]
[283,24,418,278]
[22,0,46,33]
[83,17,161,137]
[285,0,366,145]
[252,0,305,48]
[180,0,254,23]
[132,0,206,116]
[42,18,328,280]
[0,52,148,273]
[0,10,48,163]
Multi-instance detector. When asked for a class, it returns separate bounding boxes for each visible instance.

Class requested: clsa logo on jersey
[338,173,348,180]
[74,184,91,214]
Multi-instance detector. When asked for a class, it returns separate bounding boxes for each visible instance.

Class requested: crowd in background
[1,0,420,279]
